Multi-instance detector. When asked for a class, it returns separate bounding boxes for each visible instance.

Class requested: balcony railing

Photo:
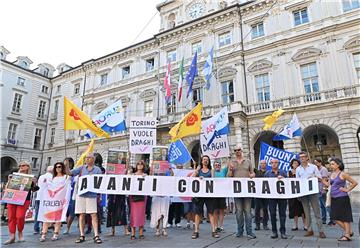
[245,84,359,114]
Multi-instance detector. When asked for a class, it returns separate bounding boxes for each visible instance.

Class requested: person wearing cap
[227,145,256,239]
[71,153,103,244]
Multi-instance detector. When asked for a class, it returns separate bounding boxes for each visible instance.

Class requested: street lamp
[315,125,324,161]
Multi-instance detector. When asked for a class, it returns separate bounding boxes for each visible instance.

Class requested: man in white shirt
[33,166,53,234]
[296,152,326,238]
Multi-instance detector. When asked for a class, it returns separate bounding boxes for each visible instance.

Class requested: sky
[1,0,161,68]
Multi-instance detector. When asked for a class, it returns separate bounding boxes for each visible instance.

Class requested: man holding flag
[71,153,103,244]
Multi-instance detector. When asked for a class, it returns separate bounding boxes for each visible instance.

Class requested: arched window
[168,13,176,29]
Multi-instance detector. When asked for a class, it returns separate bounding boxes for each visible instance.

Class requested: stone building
[1,0,359,200]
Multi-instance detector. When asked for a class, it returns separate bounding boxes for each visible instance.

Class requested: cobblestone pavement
[1,213,359,247]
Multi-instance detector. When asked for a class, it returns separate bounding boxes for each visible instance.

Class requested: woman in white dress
[150,164,173,237]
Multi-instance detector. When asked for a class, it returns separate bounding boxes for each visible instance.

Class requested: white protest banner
[129,117,157,154]
[200,133,230,159]
[171,169,194,202]
[78,175,319,199]
[38,176,71,222]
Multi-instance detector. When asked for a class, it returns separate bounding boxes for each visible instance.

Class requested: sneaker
[185,223,191,229]
[166,224,173,228]
[247,233,256,239]
[33,231,40,235]
[215,227,221,232]
[235,232,243,238]
[219,226,224,232]
[254,225,260,231]
[63,230,69,235]
[176,223,182,228]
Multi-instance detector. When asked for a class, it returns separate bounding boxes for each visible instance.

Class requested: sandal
[51,232,59,241]
[139,235,145,239]
[93,236,102,244]
[75,235,85,243]
[338,236,351,241]
[162,229,168,236]
[130,235,136,240]
[191,232,199,239]
[39,232,47,242]
[3,239,15,245]
[155,229,160,237]
[212,232,220,238]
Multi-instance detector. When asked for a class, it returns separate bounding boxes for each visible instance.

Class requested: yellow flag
[169,102,202,142]
[63,96,110,138]
[263,109,284,130]
[75,139,95,167]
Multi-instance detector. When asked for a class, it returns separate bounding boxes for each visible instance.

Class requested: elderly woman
[4,161,39,245]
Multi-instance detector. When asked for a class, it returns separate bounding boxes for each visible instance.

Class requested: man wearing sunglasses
[227,145,256,239]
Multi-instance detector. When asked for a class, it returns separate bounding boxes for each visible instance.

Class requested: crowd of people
[1,146,358,245]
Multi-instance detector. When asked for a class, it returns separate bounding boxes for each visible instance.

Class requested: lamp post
[315,125,324,161]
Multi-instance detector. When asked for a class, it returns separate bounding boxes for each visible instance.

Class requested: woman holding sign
[129,160,147,240]
[4,161,39,245]
[191,155,220,239]
[39,162,70,242]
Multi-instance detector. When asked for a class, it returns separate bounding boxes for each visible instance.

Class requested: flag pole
[64,130,67,157]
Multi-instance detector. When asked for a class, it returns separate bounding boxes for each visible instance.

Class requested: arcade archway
[253,131,284,167]
[301,124,341,162]
[1,156,18,182]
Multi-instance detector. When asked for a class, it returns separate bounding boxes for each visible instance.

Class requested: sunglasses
[234,149,242,152]
[19,164,28,167]
[56,166,63,169]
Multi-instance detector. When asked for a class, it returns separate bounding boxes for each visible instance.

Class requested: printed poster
[1,173,34,205]
[106,149,127,175]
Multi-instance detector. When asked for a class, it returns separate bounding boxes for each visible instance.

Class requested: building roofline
[0,59,51,80]
[52,0,255,79]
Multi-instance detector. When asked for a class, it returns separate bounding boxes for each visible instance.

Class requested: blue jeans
[268,199,287,234]
[234,198,253,235]
[318,193,327,223]
[33,200,40,232]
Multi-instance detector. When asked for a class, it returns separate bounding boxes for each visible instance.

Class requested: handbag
[325,186,331,207]
[132,195,145,202]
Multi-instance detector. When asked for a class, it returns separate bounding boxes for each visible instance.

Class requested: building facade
[0,46,55,181]
[1,0,360,199]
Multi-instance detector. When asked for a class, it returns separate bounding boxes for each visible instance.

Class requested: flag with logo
[178,57,184,102]
[202,47,214,90]
[38,176,71,222]
[273,113,302,141]
[186,51,198,98]
[164,61,171,103]
[262,109,284,130]
[75,139,95,167]
[63,97,110,138]
[168,139,192,164]
[169,102,202,142]
[201,107,229,146]
[85,100,126,138]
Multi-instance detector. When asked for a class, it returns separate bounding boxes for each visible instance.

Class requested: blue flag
[202,48,214,90]
[168,139,192,164]
[186,51,198,98]
[259,142,299,171]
